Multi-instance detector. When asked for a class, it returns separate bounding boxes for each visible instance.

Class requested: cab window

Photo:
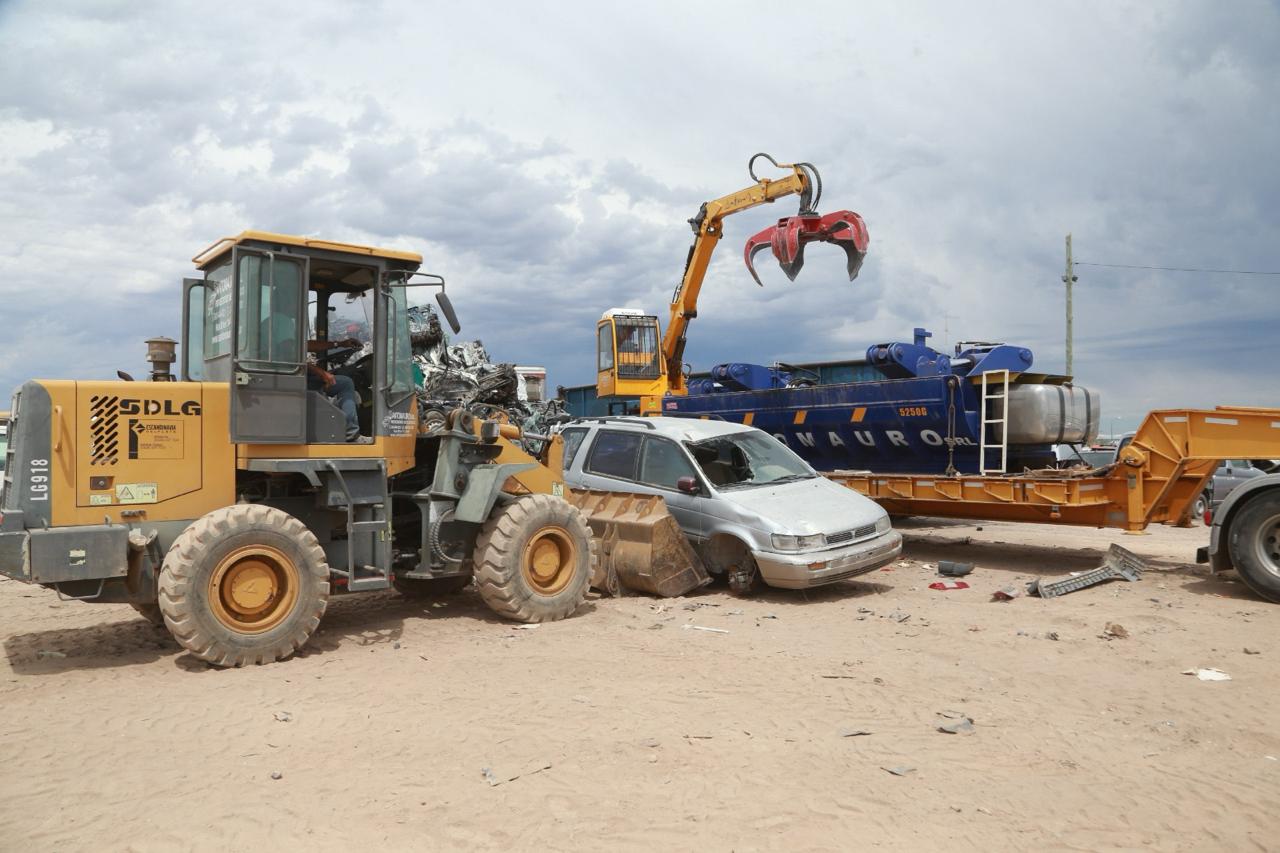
[386,286,414,397]
[185,283,206,381]
[204,261,233,359]
[236,254,303,368]
[597,324,614,371]
[613,315,660,379]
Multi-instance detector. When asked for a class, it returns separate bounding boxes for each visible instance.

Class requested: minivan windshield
[687,431,814,490]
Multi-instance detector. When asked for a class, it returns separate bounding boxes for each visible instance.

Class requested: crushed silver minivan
[559,416,901,593]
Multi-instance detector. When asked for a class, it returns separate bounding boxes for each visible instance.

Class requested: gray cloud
[0,0,1275,428]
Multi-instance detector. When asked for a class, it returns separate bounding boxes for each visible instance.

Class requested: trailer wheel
[473,494,591,623]
[129,601,165,626]
[392,575,471,598]
[158,505,330,667]
[1227,491,1280,604]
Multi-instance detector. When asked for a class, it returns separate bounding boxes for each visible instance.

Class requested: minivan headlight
[876,515,892,534]
[771,533,825,552]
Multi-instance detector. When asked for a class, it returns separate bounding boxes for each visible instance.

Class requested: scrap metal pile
[407,305,567,443]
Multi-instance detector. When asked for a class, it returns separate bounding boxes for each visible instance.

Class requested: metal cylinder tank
[1006,385,1099,445]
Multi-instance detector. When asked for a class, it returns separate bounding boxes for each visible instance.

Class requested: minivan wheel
[727,554,763,596]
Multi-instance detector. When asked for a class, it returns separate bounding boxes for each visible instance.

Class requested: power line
[1075,261,1280,275]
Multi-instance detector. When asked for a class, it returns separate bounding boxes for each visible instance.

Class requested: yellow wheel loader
[0,232,695,667]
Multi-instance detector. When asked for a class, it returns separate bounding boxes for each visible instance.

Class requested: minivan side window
[560,428,589,470]
[585,430,643,480]
[639,437,697,490]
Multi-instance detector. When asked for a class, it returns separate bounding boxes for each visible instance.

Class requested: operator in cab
[262,302,370,444]
[306,339,368,443]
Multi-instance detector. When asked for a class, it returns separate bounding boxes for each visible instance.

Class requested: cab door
[229,248,309,443]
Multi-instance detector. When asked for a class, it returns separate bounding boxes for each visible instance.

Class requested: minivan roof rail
[663,412,730,422]
[575,416,656,430]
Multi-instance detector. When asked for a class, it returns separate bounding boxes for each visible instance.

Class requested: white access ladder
[980,369,1010,475]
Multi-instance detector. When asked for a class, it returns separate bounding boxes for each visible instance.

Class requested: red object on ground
[928,580,970,591]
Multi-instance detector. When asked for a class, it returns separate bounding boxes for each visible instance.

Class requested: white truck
[1198,473,1280,603]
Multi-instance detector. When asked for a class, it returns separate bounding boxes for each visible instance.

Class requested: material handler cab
[596,153,869,415]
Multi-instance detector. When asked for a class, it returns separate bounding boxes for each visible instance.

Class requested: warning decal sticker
[115,483,158,505]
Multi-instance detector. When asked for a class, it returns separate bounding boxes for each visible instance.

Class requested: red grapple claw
[744,210,869,286]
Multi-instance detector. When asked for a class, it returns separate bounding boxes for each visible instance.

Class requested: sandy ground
[1,518,1278,852]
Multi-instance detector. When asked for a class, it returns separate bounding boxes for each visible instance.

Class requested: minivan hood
[716,476,884,535]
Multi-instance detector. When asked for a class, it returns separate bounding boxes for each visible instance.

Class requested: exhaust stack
[146,336,177,382]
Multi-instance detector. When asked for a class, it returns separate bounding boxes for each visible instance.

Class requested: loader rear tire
[158,505,330,667]
[130,601,165,626]
[473,494,591,623]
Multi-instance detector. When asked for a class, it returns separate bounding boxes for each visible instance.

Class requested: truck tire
[158,505,330,667]
[392,575,471,598]
[473,494,591,623]
[1226,490,1280,603]
[130,601,165,626]
[1192,492,1208,522]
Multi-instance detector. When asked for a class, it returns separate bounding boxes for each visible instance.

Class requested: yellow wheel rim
[521,526,577,596]
[208,544,300,634]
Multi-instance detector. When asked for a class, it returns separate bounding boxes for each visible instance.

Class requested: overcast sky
[1,1,1276,432]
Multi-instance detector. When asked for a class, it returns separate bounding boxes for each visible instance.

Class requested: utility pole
[1062,234,1077,377]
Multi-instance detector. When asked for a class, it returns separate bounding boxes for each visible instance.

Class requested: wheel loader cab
[182,231,422,460]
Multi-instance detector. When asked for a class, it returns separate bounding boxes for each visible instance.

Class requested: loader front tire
[158,505,330,667]
[473,494,591,623]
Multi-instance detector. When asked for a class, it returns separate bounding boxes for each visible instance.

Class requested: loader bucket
[566,489,711,597]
